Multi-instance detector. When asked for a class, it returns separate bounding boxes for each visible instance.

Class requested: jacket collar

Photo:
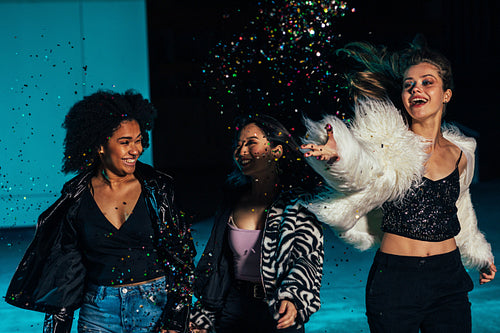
[62,161,160,197]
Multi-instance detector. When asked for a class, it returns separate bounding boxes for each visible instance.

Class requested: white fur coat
[302,98,493,270]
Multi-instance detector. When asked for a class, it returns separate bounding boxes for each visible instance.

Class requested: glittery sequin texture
[381,168,461,241]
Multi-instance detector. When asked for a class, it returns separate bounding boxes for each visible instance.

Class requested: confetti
[203,0,354,121]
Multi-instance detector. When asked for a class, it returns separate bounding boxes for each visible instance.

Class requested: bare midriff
[380,233,457,257]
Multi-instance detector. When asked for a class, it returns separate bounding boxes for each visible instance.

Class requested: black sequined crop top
[381,151,463,242]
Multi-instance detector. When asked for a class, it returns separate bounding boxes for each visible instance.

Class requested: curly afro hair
[62,89,156,174]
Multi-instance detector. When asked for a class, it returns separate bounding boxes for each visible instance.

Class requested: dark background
[146,0,498,220]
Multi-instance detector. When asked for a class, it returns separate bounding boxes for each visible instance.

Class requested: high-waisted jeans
[366,248,474,333]
[78,276,167,333]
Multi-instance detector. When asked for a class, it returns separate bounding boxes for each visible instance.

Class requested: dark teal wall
[0,0,151,228]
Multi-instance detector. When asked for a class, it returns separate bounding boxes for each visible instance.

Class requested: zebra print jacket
[191,187,324,330]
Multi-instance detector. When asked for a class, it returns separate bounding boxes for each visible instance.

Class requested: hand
[480,263,496,285]
[277,300,297,329]
[301,124,339,163]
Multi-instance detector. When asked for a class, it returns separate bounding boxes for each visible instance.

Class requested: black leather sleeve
[43,309,74,333]
[158,301,191,333]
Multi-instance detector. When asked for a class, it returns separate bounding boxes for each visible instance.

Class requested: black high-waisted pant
[366,248,474,333]
[215,280,305,333]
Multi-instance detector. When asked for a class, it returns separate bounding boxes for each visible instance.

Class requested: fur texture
[302,98,493,269]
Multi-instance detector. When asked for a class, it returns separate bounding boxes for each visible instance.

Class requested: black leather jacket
[5,162,195,333]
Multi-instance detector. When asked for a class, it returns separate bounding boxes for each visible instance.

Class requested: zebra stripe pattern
[262,190,324,327]
[191,189,324,330]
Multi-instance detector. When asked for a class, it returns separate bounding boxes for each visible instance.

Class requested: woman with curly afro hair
[6,90,196,333]
[61,89,155,174]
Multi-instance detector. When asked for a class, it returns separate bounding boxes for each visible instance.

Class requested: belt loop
[97,286,106,300]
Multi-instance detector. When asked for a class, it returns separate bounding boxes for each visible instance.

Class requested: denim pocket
[83,286,105,307]
[140,282,167,307]
[83,290,97,306]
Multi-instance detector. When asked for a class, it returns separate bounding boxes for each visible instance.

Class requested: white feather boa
[302,98,493,270]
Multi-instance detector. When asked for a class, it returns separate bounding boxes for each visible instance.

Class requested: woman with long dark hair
[190,114,325,333]
[5,90,195,333]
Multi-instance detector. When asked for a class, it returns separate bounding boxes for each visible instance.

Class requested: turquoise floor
[1,180,499,332]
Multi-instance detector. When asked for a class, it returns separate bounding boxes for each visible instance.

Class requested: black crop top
[77,188,164,286]
[381,151,462,242]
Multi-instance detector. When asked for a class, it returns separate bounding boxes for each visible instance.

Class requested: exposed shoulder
[442,136,465,160]
[441,139,467,177]
[457,148,468,176]
[442,123,476,184]
[442,123,477,155]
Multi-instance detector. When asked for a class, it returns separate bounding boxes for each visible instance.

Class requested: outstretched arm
[301,111,386,195]
[301,99,428,248]
[301,123,339,163]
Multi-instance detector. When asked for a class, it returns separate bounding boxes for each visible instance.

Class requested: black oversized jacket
[5,162,195,333]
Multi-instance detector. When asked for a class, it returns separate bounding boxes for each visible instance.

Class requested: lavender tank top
[227,217,264,282]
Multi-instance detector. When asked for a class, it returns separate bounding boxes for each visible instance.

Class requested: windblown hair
[336,34,454,122]
[227,114,327,194]
[62,90,156,174]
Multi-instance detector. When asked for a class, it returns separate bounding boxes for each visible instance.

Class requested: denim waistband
[374,248,461,270]
[86,276,166,297]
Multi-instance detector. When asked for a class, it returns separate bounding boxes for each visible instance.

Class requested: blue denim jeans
[78,276,167,333]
